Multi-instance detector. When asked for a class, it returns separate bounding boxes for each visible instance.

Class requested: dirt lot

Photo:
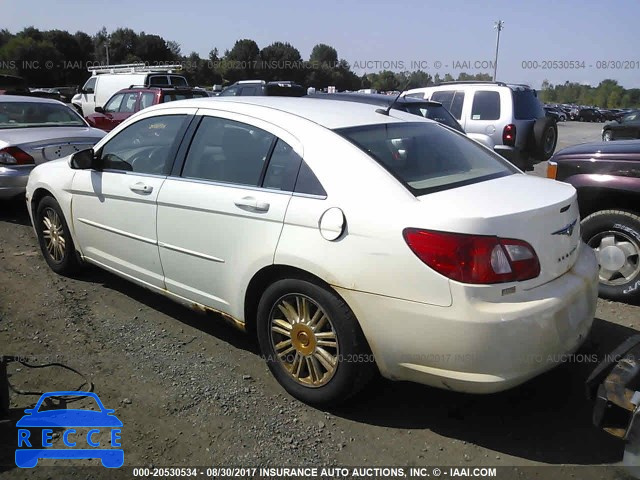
[1,121,639,480]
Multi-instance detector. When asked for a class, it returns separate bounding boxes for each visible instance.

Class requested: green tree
[222,39,260,82]
[309,43,338,67]
[260,41,303,82]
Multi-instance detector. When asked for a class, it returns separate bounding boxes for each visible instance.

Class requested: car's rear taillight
[0,147,34,165]
[403,228,540,284]
[547,160,558,179]
[502,124,516,147]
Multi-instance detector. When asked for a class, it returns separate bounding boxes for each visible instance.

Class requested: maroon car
[547,140,640,303]
[85,86,208,132]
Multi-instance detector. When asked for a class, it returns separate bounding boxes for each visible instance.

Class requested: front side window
[182,116,274,186]
[83,77,97,93]
[471,91,500,120]
[99,115,186,174]
[449,91,465,119]
[335,122,517,196]
[430,91,454,109]
[219,86,239,96]
[104,94,124,113]
[239,86,258,96]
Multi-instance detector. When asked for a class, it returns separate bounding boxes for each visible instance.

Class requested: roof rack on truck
[87,63,183,75]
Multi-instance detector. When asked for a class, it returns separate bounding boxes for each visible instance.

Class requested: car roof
[0,95,64,105]
[309,93,443,108]
[150,96,426,129]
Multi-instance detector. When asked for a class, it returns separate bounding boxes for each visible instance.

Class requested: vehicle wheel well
[577,187,640,219]
[30,188,54,218]
[243,265,333,337]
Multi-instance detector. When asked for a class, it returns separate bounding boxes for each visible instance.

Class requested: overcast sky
[5,0,639,88]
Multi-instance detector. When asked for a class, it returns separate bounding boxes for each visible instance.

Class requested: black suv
[219,80,305,97]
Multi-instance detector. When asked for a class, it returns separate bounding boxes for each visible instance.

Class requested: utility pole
[493,20,504,81]
[105,38,110,65]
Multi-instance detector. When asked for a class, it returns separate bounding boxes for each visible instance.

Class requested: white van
[72,64,188,116]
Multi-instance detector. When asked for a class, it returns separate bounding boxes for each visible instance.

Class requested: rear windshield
[335,122,517,196]
[0,101,85,129]
[512,89,545,120]
[401,104,463,132]
[161,90,209,102]
[265,84,306,97]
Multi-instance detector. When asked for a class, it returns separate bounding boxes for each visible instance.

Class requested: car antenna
[376,80,411,116]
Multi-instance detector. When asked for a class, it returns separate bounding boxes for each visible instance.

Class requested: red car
[85,86,208,131]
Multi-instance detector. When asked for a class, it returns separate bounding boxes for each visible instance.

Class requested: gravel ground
[1,121,639,480]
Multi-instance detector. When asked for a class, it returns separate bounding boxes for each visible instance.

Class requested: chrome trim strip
[167,175,292,196]
[158,241,225,263]
[76,218,157,245]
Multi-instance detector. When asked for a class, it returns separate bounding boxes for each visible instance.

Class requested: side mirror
[70,149,97,170]
[94,106,105,114]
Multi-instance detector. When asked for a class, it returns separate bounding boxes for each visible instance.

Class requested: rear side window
[140,92,155,110]
[294,162,326,197]
[430,90,464,120]
[262,139,302,192]
[335,122,516,196]
[471,91,500,120]
[449,92,465,119]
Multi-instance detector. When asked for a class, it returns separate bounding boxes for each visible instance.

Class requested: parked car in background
[548,140,640,302]
[0,96,104,199]
[26,96,597,405]
[544,106,566,121]
[577,108,604,122]
[598,109,623,122]
[543,107,562,123]
[404,82,557,170]
[85,86,209,132]
[602,110,640,141]
[219,80,305,97]
[309,93,464,133]
[72,63,188,117]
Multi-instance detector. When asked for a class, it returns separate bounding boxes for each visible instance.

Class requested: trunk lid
[416,174,581,288]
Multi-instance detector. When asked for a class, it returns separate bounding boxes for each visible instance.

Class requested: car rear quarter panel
[273,124,454,308]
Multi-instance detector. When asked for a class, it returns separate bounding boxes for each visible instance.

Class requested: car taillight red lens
[403,228,540,284]
[502,124,516,147]
[0,147,35,165]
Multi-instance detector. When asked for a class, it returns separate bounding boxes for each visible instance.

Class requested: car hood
[16,410,123,428]
[554,140,640,158]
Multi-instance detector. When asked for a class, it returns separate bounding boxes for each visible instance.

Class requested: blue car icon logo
[15,391,123,468]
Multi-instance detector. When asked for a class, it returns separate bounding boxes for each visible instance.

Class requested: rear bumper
[0,165,31,199]
[494,145,536,171]
[336,245,598,394]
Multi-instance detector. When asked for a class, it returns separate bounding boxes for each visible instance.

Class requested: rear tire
[256,278,375,406]
[35,196,80,275]
[582,210,640,303]
[532,116,558,161]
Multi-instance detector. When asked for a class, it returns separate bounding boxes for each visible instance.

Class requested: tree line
[0,27,496,91]
[539,79,640,108]
[2,27,637,107]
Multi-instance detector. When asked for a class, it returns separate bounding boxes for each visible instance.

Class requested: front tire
[602,129,613,141]
[256,278,375,406]
[35,196,80,275]
[582,210,640,302]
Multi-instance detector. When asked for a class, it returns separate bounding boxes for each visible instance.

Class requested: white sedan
[26,97,599,405]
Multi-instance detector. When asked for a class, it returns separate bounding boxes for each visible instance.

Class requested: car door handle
[234,196,270,212]
[130,182,153,194]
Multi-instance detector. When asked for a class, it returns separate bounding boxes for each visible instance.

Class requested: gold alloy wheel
[269,294,339,387]
[42,208,66,262]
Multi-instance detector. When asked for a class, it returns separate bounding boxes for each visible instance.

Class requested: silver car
[0,95,105,199]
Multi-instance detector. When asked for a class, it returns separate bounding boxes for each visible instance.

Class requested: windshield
[512,89,545,120]
[335,122,517,196]
[402,104,464,132]
[0,102,85,129]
